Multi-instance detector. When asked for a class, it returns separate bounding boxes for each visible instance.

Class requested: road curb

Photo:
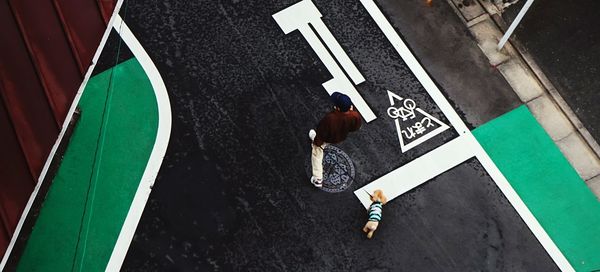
[588,175,600,198]
[446,0,600,199]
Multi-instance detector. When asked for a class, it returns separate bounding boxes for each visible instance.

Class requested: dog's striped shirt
[368,201,383,222]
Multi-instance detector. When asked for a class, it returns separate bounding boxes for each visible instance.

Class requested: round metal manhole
[306,145,355,193]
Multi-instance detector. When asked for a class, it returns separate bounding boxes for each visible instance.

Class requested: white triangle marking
[387,90,450,152]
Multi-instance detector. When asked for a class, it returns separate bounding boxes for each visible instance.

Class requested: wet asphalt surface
[110,0,559,270]
[504,0,600,144]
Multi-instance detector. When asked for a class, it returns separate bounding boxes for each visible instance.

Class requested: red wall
[0,0,116,258]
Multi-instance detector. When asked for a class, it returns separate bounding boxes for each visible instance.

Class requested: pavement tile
[586,175,600,200]
[496,60,544,102]
[546,88,585,130]
[449,0,485,21]
[468,19,510,66]
[527,95,574,141]
[477,0,501,15]
[579,128,600,158]
[556,132,600,180]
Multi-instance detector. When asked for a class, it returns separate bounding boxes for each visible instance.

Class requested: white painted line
[354,134,475,208]
[0,0,125,269]
[105,15,172,272]
[395,113,450,152]
[359,0,468,134]
[311,19,365,85]
[386,90,450,152]
[300,23,376,122]
[271,0,364,85]
[497,0,534,50]
[472,144,574,271]
[272,0,376,122]
[358,1,574,270]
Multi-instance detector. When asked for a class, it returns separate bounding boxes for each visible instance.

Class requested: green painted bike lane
[16,65,600,271]
[17,58,158,272]
[474,106,600,271]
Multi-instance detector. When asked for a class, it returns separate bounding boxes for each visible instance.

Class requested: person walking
[309,92,362,187]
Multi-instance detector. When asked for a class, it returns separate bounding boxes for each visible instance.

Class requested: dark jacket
[314,109,362,146]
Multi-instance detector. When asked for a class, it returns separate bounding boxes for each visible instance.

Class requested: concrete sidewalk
[446,0,600,199]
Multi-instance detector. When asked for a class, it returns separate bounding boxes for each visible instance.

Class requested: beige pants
[311,143,327,179]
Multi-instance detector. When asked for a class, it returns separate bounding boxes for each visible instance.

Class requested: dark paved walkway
[504,0,600,144]
[117,0,557,270]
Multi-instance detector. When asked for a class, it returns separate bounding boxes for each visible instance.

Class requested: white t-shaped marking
[273,0,376,122]
[357,0,574,270]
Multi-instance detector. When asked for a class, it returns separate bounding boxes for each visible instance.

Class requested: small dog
[363,189,387,239]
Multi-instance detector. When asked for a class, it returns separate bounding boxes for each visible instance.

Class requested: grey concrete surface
[527,94,574,141]
[467,17,511,66]
[587,175,600,200]
[114,0,558,270]
[449,0,485,21]
[495,59,543,102]
[556,133,600,181]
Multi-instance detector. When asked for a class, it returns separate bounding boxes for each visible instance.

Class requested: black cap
[330,92,352,112]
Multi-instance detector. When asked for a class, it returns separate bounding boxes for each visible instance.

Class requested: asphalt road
[504,0,600,144]
[114,0,558,270]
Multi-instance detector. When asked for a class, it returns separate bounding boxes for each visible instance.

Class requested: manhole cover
[306,145,355,193]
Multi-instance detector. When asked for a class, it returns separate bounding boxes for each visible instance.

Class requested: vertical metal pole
[497,0,534,50]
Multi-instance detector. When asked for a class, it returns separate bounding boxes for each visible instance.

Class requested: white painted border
[104,15,172,271]
[354,134,475,207]
[272,0,377,122]
[360,0,469,135]
[396,113,450,152]
[357,0,574,270]
[386,89,450,152]
[0,1,125,269]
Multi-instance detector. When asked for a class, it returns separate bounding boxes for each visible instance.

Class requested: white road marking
[354,134,475,208]
[272,0,376,122]
[272,0,364,84]
[472,144,575,271]
[359,0,468,134]
[311,18,365,85]
[105,15,172,272]
[0,0,126,269]
[357,0,574,270]
[386,90,450,152]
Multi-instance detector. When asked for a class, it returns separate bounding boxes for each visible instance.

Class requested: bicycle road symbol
[387,98,416,120]
[386,90,450,152]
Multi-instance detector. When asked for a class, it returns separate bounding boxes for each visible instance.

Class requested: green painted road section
[17,58,158,272]
[474,105,600,271]
[15,66,600,271]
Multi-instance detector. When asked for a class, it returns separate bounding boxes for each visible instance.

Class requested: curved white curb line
[105,15,172,271]
[0,1,126,269]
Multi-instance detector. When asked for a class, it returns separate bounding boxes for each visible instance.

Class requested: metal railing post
[497,0,535,50]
